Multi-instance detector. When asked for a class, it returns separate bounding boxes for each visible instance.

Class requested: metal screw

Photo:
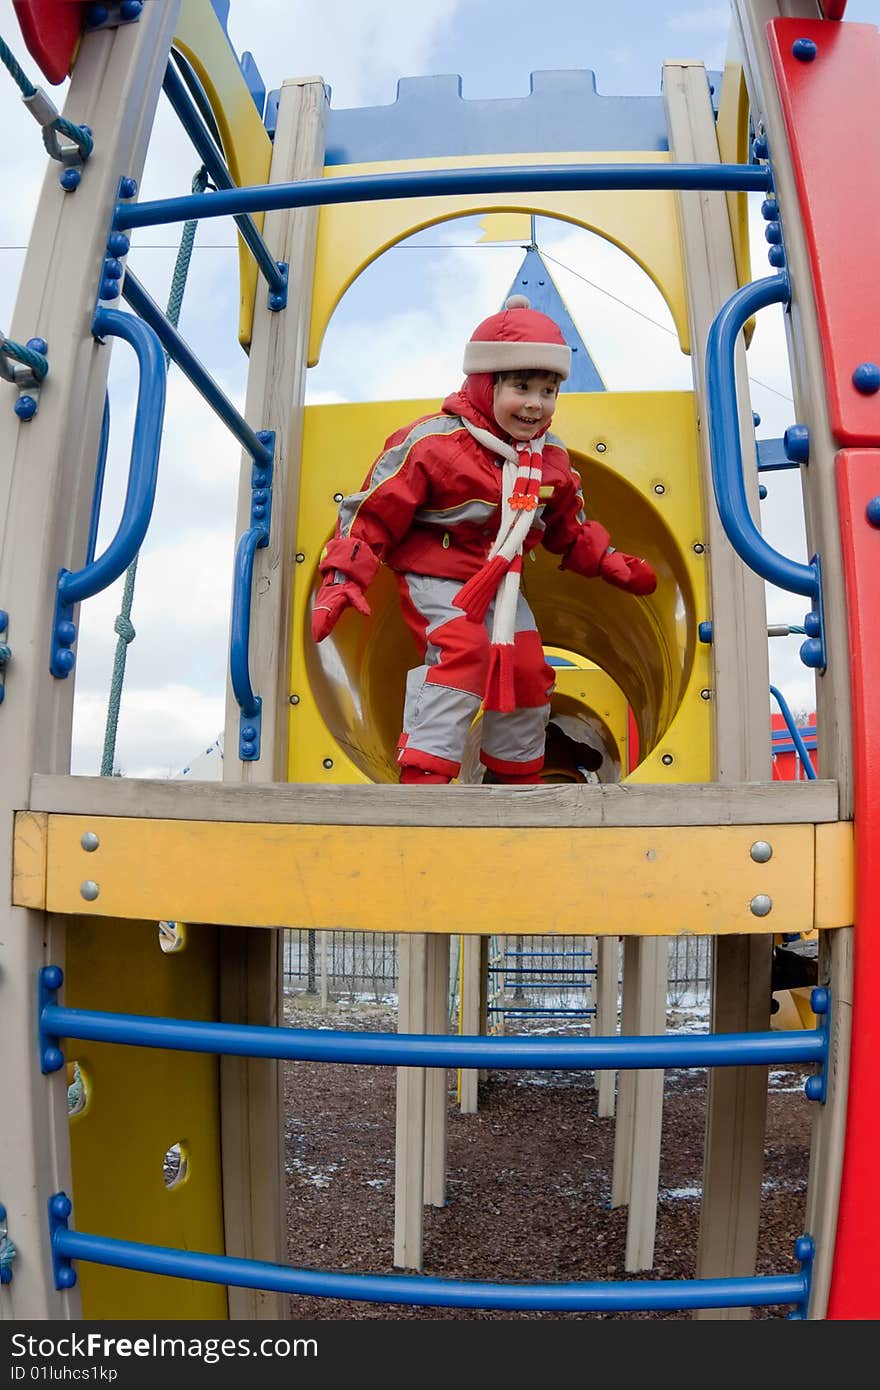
[295,553,305,563]
[661,753,674,766]
[653,483,666,495]
[750,894,772,917]
[750,840,773,863]
[322,758,334,769]
[289,694,300,705]
[595,442,607,454]
[80,832,100,853]
[693,543,705,554]
[700,688,711,701]
[80,881,100,902]
[333,492,344,503]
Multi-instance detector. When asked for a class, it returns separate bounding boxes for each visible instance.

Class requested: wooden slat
[28,773,841,828]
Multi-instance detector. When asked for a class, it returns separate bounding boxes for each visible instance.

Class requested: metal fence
[283,930,712,1011]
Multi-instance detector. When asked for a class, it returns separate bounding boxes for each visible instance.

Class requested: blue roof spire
[505,245,604,393]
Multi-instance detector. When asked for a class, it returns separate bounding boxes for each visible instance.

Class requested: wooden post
[394,934,428,1268]
[664,57,772,1317]
[219,75,328,1319]
[595,936,619,1118]
[424,934,450,1208]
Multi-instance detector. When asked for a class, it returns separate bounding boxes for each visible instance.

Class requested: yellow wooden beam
[11,813,851,937]
[814,820,854,930]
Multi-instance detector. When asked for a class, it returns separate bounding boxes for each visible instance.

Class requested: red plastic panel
[768,18,880,447]
[827,450,880,1319]
[821,2,848,18]
[11,1,87,86]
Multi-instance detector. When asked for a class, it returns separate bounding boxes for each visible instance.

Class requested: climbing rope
[0,33,93,163]
[100,167,210,777]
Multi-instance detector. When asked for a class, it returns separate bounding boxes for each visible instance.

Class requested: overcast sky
[2,0,871,776]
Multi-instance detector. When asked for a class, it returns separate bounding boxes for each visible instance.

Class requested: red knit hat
[463,294,571,380]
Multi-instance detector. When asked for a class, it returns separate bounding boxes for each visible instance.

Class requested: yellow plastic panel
[42,817,820,937]
[308,151,689,364]
[66,916,226,1319]
[173,0,273,348]
[288,390,712,785]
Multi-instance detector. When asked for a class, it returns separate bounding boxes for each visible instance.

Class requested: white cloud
[226,0,469,109]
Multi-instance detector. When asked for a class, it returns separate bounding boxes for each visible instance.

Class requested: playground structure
[0,0,878,1320]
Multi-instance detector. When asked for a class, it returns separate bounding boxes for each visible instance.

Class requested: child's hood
[442,374,555,446]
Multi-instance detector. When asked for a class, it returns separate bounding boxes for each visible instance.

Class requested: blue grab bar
[230,526,266,725]
[770,684,817,780]
[706,274,820,601]
[48,1214,811,1313]
[113,162,772,232]
[50,310,166,678]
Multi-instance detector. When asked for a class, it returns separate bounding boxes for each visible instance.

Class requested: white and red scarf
[453,418,544,712]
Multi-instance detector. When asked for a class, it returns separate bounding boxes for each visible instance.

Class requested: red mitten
[599,549,657,596]
[311,579,371,642]
[560,521,612,578]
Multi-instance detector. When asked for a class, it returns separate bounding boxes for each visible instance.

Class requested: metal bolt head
[661,753,674,766]
[289,694,300,705]
[750,840,773,864]
[80,881,100,902]
[653,483,665,495]
[333,492,344,503]
[750,893,772,917]
[693,543,705,554]
[295,553,305,564]
[322,758,334,769]
[80,832,100,853]
[595,442,607,454]
[700,688,711,701]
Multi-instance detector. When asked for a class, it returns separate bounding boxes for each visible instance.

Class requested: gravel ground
[282,996,812,1321]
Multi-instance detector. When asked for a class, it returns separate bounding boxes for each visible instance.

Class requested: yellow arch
[308,150,690,365]
[173,0,273,348]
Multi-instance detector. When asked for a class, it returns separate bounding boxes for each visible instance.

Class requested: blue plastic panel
[267,71,670,161]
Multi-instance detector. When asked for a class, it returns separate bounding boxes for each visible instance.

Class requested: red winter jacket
[322,375,615,590]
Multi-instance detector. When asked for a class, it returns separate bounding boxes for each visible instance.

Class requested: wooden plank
[29,815,830,936]
[28,773,842,827]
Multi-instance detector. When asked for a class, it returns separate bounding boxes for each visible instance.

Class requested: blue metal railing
[38,969,829,1079]
[770,684,817,780]
[112,161,772,232]
[160,61,287,305]
[38,969,825,1311]
[121,272,273,467]
[50,309,166,679]
[46,1195,813,1314]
